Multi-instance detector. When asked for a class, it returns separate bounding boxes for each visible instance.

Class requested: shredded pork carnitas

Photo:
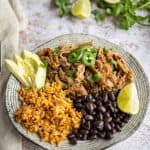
[37,42,134,96]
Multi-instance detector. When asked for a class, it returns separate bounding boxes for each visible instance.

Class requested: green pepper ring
[82,51,96,67]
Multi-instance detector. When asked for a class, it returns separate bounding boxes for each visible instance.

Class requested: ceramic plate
[5,34,150,150]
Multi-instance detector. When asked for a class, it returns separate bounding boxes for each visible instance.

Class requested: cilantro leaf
[54,0,70,17]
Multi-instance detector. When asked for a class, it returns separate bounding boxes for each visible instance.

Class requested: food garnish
[82,51,96,67]
[111,59,118,69]
[68,48,84,63]
[66,69,76,77]
[54,0,150,29]
[117,82,139,115]
[54,0,70,17]
[87,73,101,83]
[5,50,47,89]
[71,0,91,18]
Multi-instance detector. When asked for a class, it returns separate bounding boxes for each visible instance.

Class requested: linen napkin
[0,0,27,150]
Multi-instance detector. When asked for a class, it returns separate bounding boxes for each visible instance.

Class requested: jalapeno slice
[68,48,84,63]
[82,51,96,67]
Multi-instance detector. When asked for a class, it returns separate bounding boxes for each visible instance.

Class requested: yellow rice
[14,82,82,144]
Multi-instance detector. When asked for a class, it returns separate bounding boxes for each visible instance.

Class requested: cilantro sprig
[54,0,70,17]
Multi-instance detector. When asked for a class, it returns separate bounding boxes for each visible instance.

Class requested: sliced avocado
[13,54,33,85]
[22,50,43,67]
[34,65,47,89]
[5,59,31,87]
[23,58,37,79]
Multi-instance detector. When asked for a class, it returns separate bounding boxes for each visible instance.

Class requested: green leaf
[54,0,70,17]
[92,10,105,21]
[111,59,118,69]
[87,73,101,83]
[119,12,136,29]
[53,47,60,55]
[66,69,76,77]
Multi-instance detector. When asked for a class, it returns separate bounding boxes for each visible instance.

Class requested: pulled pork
[37,42,134,96]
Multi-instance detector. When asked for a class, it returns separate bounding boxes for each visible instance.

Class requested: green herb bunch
[54,0,150,30]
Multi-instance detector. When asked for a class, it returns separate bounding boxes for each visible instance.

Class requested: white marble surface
[19,0,150,150]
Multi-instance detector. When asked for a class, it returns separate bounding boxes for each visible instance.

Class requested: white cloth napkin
[0,0,27,150]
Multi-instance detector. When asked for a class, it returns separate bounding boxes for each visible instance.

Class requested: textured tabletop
[20,0,150,150]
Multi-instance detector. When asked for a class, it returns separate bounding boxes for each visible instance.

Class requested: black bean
[115,118,121,123]
[112,102,117,108]
[103,93,108,103]
[115,124,121,132]
[69,95,76,101]
[80,109,87,116]
[123,118,130,123]
[108,92,116,101]
[105,132,113,139]
[104,116,112,123]
[86,102,95,113]
[85,115,94,121]
[96,113,103,121]
[96,100,102,106]
[120,122,125,128]
[87,94,93,101]
[110,122,115,128]
[104,112,110,118]
[97,131,106,138]
[90,129,98,135]
[80,129,89,135]
[69,137,77,145]
[88,134,98,140]
[81,134,88,140]
[97,106,106,113]
[68,134,76,139]
[94,121,104,130]
[104,123,112,131]
[74,98,82,103]
[92,111,96,115]
[114,108,119,113]
[76,133,82,140]
[94,93,99,99]
[83,95,87,101]
[88,98,96,103]
[81,118,86,125]
[75,103,83,109]
[108,104,115,112]
[83,121,91,130]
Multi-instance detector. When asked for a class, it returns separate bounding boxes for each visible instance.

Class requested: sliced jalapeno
[82,51,96,67]
[68,48,84,63]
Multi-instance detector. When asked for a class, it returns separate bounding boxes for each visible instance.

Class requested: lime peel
[117,82,139,115]
[71,0,91,18]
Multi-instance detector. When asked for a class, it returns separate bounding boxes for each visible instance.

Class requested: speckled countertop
[20,0,150,150]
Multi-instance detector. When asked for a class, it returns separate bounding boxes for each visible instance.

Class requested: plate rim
[5,33,150,150]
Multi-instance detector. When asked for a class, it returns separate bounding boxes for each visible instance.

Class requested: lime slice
[117,82,139,115]
[71,0,91,18]
[104,0,120,4]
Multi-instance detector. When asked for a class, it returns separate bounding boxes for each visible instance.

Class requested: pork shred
[37,42,134,96]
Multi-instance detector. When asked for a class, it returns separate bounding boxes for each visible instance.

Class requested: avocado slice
[34,65,47,89]
[13,54,33,85]
[5,59,31,87]
[22,50,43,67]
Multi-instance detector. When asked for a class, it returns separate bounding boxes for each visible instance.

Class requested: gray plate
[5,34,150,150]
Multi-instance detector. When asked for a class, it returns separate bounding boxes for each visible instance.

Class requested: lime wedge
[104,0,120,4]
[117,82,139,115]
[71,0,91,18]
